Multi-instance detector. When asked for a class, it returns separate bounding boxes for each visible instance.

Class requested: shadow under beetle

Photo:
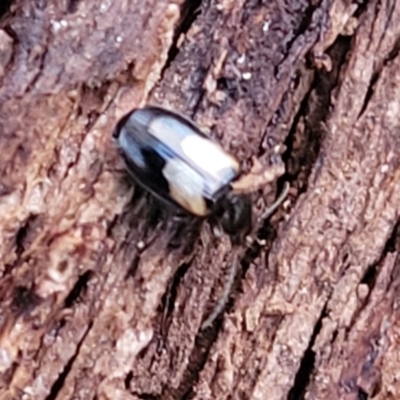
[113,105,289,327]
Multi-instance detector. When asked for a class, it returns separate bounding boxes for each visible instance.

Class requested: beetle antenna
[201,257,239,330]
[259,181,290,221]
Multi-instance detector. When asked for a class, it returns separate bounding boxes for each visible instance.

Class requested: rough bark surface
[0,0,399,399]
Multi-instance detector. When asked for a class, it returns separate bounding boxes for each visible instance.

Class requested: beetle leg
[167,214,201,252]
[259,181,290,221]
[201,257,239,330]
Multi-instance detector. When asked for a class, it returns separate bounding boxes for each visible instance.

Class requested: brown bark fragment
[0,0,400,399]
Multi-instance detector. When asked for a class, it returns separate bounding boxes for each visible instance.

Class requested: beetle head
[216,192,252,245]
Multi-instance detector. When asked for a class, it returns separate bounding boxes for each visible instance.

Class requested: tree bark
[0,0,399,399]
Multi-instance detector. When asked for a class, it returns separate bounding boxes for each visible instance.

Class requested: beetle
[113,105,256,244]
[113,105,289,328]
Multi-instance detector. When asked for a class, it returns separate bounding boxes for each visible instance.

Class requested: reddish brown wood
[0,0,399,399]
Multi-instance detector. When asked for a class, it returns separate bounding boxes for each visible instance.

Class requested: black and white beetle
[113,106,289,327]
[113,106,259,243]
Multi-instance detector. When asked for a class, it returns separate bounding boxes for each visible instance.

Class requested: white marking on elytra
[163,158,208,216]
[180,135,239,177]
[150,116,239,198]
